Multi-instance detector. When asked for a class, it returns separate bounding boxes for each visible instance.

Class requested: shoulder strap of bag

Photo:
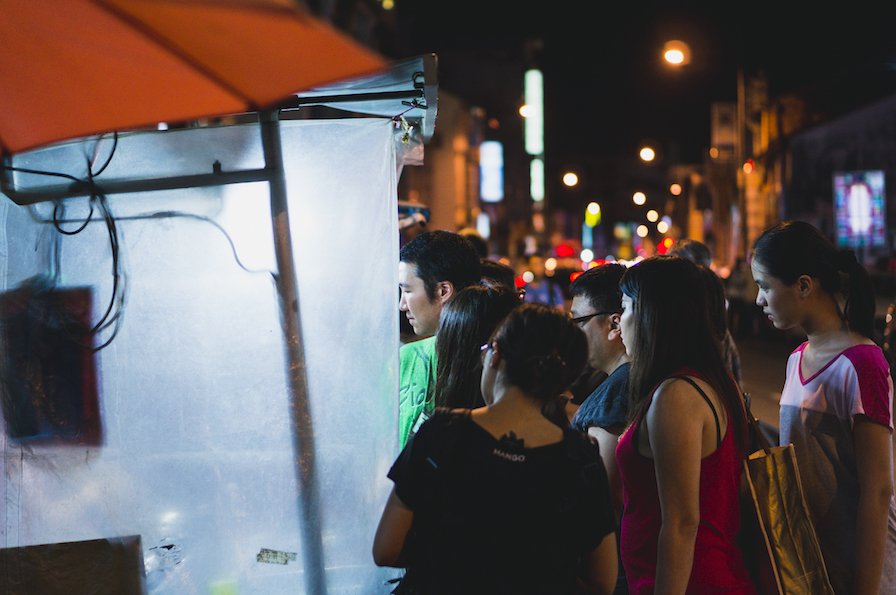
[741,392,772,455]
[670,375,721,448]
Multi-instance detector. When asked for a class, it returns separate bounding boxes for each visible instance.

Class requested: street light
[662,39,749,261]
[563,171,579,187]
[639,146,656,163]
[662,40,691,67]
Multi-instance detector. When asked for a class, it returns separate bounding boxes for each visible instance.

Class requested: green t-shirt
[398,335,438,449]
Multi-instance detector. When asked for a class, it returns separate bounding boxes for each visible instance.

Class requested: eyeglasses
[570,311,618,326]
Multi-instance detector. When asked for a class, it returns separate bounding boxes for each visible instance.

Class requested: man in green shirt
[398,231,480,448]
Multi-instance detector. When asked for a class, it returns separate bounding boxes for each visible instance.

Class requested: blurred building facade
[308,0,896,272]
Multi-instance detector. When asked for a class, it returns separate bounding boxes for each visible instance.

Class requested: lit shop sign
[524,69,543,156]
[480,140,504,202]
[833,170,886,248]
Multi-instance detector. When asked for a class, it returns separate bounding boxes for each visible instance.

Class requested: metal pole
[259,109,327,595]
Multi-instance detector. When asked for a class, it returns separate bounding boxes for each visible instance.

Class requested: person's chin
[768,316,793,330]
[413,324,435,337]
[406,318,423,334]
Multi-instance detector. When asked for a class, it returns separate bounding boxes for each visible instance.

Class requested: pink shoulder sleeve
[847,346,894,430]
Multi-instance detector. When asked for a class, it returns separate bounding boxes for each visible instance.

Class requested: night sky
[394,1,896,169]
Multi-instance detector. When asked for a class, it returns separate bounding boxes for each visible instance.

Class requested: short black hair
[458,227,488,258]
[668,238,711,267]
[568,263,626,313]
[399,230,482,299]
[480,258,516,290]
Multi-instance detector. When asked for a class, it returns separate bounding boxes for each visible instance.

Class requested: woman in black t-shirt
[373,304,618,595]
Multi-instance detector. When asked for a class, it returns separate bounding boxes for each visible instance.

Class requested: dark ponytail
[836,249,875,338]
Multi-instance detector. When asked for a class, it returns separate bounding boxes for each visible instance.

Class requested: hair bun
[533,352,566,373]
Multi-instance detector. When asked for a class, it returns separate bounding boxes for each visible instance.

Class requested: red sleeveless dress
[616,371,756,594]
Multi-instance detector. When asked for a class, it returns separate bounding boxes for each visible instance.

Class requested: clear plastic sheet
[0,118,400,594]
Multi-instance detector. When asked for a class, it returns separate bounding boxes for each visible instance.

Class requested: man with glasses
[568,262,630,594]
[398,230,481,449]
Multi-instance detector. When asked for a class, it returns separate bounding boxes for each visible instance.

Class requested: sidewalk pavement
[736,334,798,432]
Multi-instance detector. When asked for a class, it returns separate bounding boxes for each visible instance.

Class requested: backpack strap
[670,375,721,448]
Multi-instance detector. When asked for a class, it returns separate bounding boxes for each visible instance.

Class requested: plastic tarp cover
[0,118,400,594]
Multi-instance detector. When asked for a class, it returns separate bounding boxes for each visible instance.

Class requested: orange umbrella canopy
[0,0,387,155]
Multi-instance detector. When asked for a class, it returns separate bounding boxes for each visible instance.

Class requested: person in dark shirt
[374,304,618,594]
[568,262,630,595]
[568,263,630,509]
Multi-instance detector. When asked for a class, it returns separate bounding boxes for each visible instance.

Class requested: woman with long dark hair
[616,256,755,594]
[433,282,520,410]
[751,220,895,594]
[374,304,619,594]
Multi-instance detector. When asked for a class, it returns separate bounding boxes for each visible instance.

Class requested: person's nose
[755,292,766,307]
[399,293,408,311]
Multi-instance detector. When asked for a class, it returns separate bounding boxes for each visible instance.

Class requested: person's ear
[488,344,502,368]
[796,275,813,298]
[436,281,454,304]
[607,313,622,340]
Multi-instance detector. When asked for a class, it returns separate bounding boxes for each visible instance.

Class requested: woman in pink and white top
[751,220,895,594]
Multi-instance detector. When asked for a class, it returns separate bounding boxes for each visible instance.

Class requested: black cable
[52,199,95,235]
[1,164,84,185]
[85,144,126,351]
[33,209,274,278]
[88,193,123,336]
[146,210,275,277]
[89,132,118,177]
[6,144,127,352]
[5,142,275,352]
[5,157,98,234]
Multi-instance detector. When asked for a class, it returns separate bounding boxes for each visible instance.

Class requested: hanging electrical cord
[145,210,275,278]
[87,190,125,352]
[89,132,118,177]
[83,136,126,351]
[1,133,125,352]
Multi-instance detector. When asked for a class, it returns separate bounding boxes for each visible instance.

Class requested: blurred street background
[737,334,795,432]
[317,1,896,427]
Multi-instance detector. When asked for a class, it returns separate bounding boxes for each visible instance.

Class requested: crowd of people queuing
[380,221,895,594]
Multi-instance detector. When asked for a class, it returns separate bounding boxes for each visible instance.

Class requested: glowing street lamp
[585,201,601,227]
[639,146,656,163]
[662,38,750,258]
[662,40,691,67]
[583,201,601,251]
